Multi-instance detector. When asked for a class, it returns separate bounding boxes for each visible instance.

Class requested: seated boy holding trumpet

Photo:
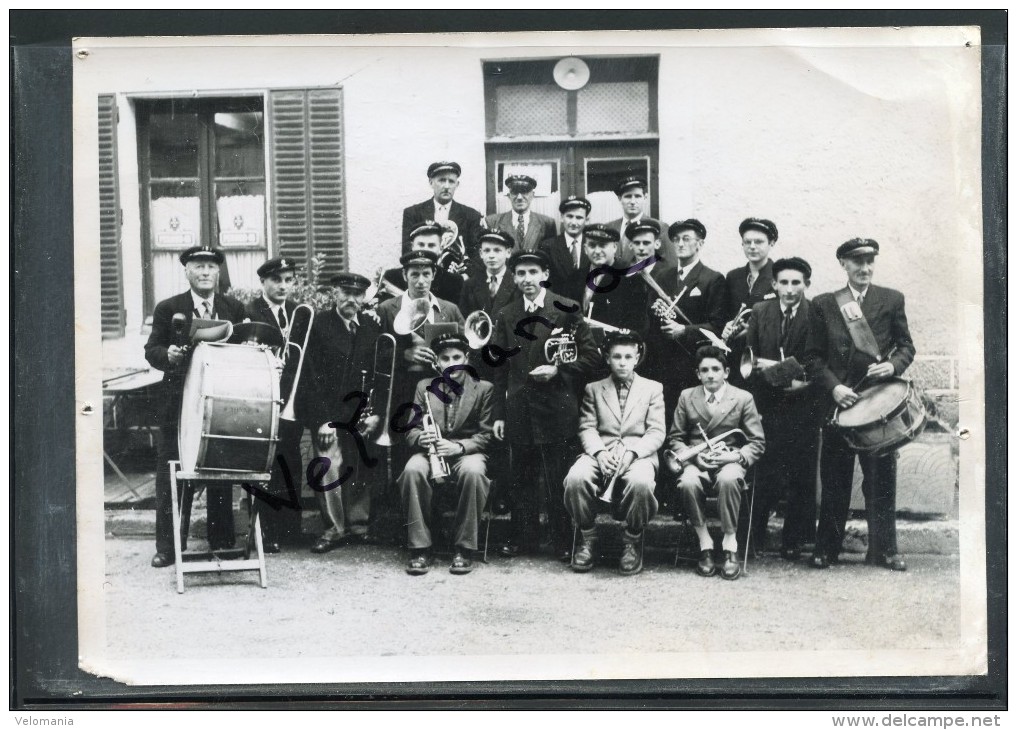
[564,330,666,576]
[667,345,765,580]
[397,332,494,576]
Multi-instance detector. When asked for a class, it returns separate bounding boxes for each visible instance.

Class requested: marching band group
[144,161,919,581]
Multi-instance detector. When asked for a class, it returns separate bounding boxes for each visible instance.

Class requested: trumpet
[422,394,450,483]
[544,324,578,365]
[279,303,315,422]
[598,441,628,503]
[664,426,747,473]
[723,304,753,342]
[464,309,493,349]
[639,269,731,353]
[583,316,622,333]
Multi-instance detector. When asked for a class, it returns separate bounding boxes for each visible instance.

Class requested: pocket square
[689,286,702,297]
[763,292,777,300]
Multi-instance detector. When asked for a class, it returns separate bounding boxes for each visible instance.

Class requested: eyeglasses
[676,235,700,243]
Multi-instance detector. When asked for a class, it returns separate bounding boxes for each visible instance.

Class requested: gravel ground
[101,536,960,662]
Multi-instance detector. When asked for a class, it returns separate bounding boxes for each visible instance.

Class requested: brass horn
[279,303,315,422]
[364,266,404,302]
[544,326,578,365]
[393,297,430,336]
[464,310,493,350]
[738,346,779,380]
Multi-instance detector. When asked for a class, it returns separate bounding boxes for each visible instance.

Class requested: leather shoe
[151,552,174,568]
[405,552,431,576]
[811,553,831,569]
[780,547,801,562]
[558,548,573,564]
[869,554,907,571]
[310,537,341,554]
[449,551,474,575]
[696,549,716,577]
[618,540,643,576]
[720,550,741,580]
[262,541,281,554]
[499,541,523,558]
[571,539,596,573]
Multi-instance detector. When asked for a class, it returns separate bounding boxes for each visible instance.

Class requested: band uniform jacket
[490,292,600,445]
[724,260,775,321]
[404,376,494,456]
[382,266,464,305]
[578,374,666,469]
[377,294,466,366]
[666,384,766,467]
[537,233,590,303]
[607,216,674,266]
[804,284,916,397]
[458,268,518,320]
[144,290,248,425]
[297,308,381,430]
[401,198,484,259]
[574,261,650,335]
[484,211,558,252]
[643,261,728,389]
[743,297,824,421]
[244,296,302,405]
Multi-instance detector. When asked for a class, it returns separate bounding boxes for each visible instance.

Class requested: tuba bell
[393,297,431,336]
[464,310,493,350]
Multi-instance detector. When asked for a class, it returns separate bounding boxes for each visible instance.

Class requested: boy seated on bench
[667,345,765,580]
[564,329,666,575]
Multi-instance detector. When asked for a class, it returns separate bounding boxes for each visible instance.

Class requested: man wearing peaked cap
[644,217,727,420]
[298,269,384,554]
[572,223,647,340]
[244,255,304,552]
[723,217,780,386]
[144,244,247,569]
[608,176,673,266]
[625,219,664,277]
[537,195,593,302]
[402,160,483,261]
[483,174,557,253]
[383,220,464,303]
[805,236,915,573]
[397,331,494,576]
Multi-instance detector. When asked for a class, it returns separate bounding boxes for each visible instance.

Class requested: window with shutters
[98,94,125,337]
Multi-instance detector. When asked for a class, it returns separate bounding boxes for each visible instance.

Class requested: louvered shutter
[269,88,346,281]
[98,94,125,336]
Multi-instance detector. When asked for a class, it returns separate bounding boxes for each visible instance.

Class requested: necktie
[707,392,717,415]
[202,300,212,319]
[570,239,580,268]
[488,275,498,297]
[278,306,288,331]
[857,293,865,307]
[348,320,357,337]
[526,301,537,313]
[516,214,525,245]
[747,270,758,291]
[781,307,793,342]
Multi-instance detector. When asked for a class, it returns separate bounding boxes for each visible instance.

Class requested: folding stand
[168,460,270,593]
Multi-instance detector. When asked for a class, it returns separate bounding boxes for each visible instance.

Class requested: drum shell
[832,377,927,454]
[178,342,281,473]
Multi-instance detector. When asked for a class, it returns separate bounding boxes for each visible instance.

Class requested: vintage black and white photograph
[71,27,986,686]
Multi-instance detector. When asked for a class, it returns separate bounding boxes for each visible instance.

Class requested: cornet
[638,270,731,353]
[664,426,747,474]
[423,394,450,483]
[279,303,315,422]
[723,303,753,342]
[544,324,578,364]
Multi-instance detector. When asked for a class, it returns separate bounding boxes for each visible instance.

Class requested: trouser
[815,427,899,560]
[737,422,819,552]
[154,424,235,555]
[676,462,747,537]
[398,452,490,551]
[564,454,658,532]
[507,439,577,553]
[256,419,304,544]
[311,427,374,541]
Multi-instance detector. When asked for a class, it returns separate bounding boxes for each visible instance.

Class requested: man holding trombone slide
[564,329,666,576]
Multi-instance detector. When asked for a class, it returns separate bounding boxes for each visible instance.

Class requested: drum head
[835,378,909,428]
[178,342,212,472]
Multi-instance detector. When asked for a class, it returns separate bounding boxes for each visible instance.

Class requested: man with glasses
[722,218,779,384]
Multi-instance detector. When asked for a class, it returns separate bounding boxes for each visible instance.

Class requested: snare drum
[831,377,927,454]
[178,341,282,473]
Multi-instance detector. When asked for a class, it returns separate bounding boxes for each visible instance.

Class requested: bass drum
[832,377,927,455]
[178,341,281,473]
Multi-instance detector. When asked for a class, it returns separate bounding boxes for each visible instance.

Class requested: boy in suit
[804,238,916,571]
[398,333,494,576]
[144,245,247,568]
[490,249,600,560]
[483,174,557,252]
[401,161,483,261]
[384,220,465,304]
[739,257,825,560]
[667,345,766,580]
[564,330,666,575]
[458,229,518,346]
[537,194,592,302]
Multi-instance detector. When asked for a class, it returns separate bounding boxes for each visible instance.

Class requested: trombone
[279,303,315,422]
[371,334,397,448]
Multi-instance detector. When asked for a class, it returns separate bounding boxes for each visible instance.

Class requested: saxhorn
[464,309,493,350]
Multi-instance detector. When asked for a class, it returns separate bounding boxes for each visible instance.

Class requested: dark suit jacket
[574,261,649,334]
[804,284,916,398]
[484,210,557,252]
[643,261,728,392]
[538,233,590,303]
[490,292,599,444]
[725,260,776,320]
[144,290,248,424]
[743,297,824,422]
[382,266,464,305]
[458,268,518,318]
[244,296,302,403]
[607,216,674,266]
[297,309,381,430]
[405,376,494,455]
[401,198,484,259]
